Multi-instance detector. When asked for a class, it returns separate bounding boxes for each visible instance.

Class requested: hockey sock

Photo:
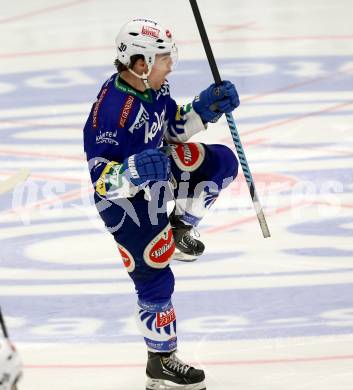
[174,186,219,226]
[135,302,177,352]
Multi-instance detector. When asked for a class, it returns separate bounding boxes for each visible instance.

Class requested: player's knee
[118,223,176,303]
[170,142,206,172]
[143,224,176,269]
[213,144,239,182]
[223,145,238,180]
[116,224,176,274]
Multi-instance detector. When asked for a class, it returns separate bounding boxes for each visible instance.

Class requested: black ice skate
[146,351,206,390]
[169,210,205,262]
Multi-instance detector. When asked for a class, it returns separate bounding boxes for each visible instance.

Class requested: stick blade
[257,209,271,238]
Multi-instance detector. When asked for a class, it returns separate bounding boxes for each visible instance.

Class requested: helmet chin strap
[128,66,152,89]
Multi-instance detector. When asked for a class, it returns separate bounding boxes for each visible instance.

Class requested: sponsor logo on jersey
[95,129,118,145]
[92,87,108,128]
[95,160,128,197]
[95,160,120,197]
[115,77,153,103]
[155,82,170,101]
[144,109,167,144]
[141,25,160,38]
[156,308,176,328]
[117,243,135,272]
[119,95,135,128]
[143,224,175,268]
[171,143,205,172]
[127,104,149,133]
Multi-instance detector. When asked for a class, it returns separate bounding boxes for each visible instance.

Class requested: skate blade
[146,377,206,390]
[171,251,198,262]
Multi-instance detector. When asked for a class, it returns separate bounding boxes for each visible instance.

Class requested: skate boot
[169,210,205,262]
[146,351,206,390]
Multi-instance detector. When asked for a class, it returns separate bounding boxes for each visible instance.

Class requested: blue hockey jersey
[83,73,205,199]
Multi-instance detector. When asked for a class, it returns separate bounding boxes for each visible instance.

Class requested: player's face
[147,53,173,89]
[152,53,173,75]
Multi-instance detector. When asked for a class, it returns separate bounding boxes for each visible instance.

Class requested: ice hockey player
[0,309,23,390]
[83,18,240,390]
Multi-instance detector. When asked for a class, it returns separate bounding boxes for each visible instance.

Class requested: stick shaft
[225,112,271,237]
[0,307,9,338]
[189,0,222,84]
[189,0,270,238]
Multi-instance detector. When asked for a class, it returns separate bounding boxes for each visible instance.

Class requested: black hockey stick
[0,307,9,338]
[189,0,271,238]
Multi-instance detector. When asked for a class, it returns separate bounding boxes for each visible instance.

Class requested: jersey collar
[114,75,153,103]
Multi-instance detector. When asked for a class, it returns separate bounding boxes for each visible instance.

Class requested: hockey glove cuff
[122,149,170,187]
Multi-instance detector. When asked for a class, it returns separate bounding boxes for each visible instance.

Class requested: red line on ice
[241,100,353,137]
[203,201,308,234]
[204,199,353,234]
[1,35,353,58]
[241,67,353,104]
[0,171,84,184]
[0,46,112,59]
[203,34,353,42]
[215,21,258,33]
[0,0,93,24]
[312,201,353,209]
[0,117,81,129]
[0,148,83,161]
[2,187,91,216]
[219,67,353,144]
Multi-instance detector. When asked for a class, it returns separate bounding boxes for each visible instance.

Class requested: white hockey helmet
[0,340,23,390]
[115,18,178,72]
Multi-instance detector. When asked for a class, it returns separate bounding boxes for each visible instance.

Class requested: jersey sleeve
[92,160,141,200]
[164,95,206,143]
[83,77,145,200]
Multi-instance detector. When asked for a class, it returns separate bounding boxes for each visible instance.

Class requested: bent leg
[170,142,238,226]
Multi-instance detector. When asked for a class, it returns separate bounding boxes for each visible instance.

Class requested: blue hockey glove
[122,149,170,186]
[192,80,240,123]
